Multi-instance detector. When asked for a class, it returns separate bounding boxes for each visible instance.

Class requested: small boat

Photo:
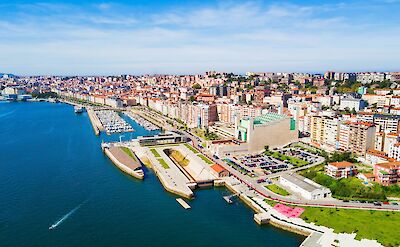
[74,106,84,114]
[49,225,56,230]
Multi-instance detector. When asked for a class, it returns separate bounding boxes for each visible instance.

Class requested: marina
[125,112,160,131]
[95,110,133,134]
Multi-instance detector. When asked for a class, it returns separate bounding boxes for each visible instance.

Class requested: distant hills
[0,73,15,78]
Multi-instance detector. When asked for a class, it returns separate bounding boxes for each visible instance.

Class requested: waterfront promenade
[131,141,194,199]
[223,177,382,247]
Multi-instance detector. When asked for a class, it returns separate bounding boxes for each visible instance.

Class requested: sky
[0,0,400,75]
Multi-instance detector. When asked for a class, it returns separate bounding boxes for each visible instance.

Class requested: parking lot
[280,148,322,164]
[239,154,289,174]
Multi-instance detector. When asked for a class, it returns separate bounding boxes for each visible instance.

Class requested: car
[373,202,382,206]
[391,202,398,205]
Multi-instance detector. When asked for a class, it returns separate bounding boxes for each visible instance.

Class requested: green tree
[192,83,201,90]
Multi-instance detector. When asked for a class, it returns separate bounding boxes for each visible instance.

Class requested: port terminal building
[137,131,188,146]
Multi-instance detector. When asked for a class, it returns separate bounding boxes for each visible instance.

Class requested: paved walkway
[131,142,194,198]
[224,177,382,247]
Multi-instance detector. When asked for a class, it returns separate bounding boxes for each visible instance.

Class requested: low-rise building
[366,149,394,165]
[374,162,400,186]
[137,131,187,146]
[279,173,331,200]
[326,161,358,179]
[210,164,230,177]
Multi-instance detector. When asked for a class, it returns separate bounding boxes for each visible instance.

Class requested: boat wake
[49,201,86,230]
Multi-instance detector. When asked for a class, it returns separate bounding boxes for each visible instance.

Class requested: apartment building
[218,104,263,125]
[326,161,358,179]
[338,121,376,156]
[310,116,340,149]
[186,103,218,129]
[339,97,366,112]
[388,142,400,161]
[373,114,400,134]
[374,162,400,186]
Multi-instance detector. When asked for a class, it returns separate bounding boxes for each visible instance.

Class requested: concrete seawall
[147,157,194,199]
[104,148,144,180]
[87,109,102,135]
[224,179,313,239]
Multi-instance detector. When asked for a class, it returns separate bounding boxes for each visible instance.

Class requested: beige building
[235,113,298,152]
[338,121,376,156]
[310,116,340,149]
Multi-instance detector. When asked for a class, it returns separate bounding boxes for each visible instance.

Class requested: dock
[176,198,191,209]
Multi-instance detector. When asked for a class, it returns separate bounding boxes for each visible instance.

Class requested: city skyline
[1,0,400,75]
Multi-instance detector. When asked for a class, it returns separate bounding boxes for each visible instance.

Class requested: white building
[339,97,366,112]
[389,142,400,161]
[279,173,331,200]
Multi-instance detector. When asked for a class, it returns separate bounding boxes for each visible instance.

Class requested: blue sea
[0,102,304,247]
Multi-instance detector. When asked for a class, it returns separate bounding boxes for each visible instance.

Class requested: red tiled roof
[329,161,354,168]
[211,164,226,173]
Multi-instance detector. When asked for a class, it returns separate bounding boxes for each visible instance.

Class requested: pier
[87,108,102,135]
[176,198,191,209]
[223,193,239,204]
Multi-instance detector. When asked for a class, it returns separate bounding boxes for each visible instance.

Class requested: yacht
[74,106,84,114]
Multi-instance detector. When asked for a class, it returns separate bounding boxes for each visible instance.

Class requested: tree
[192,83,201,90]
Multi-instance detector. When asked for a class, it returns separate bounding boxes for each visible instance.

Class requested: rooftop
[253,113,286,125]
[328,161,355,168]
[281,173,328,193]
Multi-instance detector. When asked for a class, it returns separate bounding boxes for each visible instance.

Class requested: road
[134,107,400,211]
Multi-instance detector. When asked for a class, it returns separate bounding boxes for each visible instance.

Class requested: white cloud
[0,1,399,75]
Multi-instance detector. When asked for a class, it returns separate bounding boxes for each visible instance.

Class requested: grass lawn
[265,184,290,196]
[301,207,400,247]
[264,199,278,207]
[265,150,309,167]
[184,143,199,154]
[121,147,134,158]
[198,154,213,164]
[150,148,161,158]
[169,149,190,166]
[157,158,170,169]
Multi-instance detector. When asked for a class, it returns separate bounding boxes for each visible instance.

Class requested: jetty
[176,198,191,209]
[87,108,102,135]
[103,144,144,180]
[223,193,239,204]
